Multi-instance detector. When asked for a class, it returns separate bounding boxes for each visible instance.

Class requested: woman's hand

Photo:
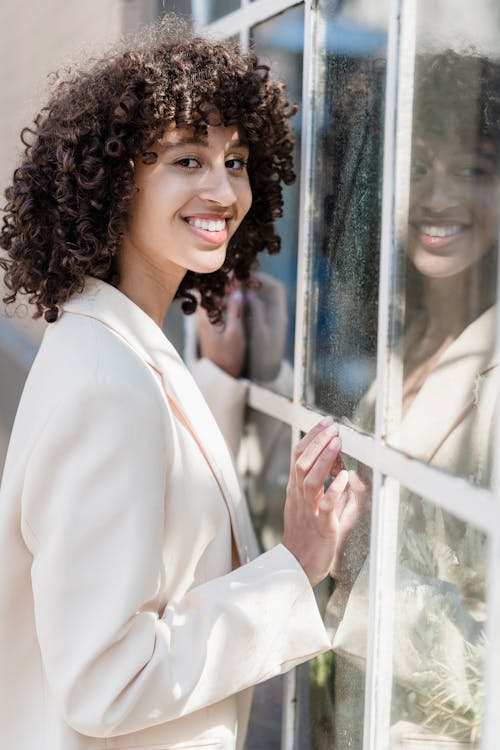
[328,468,371,585]
[196,286,246,378]
[196,272,288,382]
[282,417,353,587]
[245,272,287,382]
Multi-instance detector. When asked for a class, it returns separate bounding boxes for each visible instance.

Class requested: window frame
[193,1,500,747]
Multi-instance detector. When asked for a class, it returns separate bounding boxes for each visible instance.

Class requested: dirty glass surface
[304,0,387,426]
[384,1,500,489]
[388,487,488,748]
[156,0,239,22]
[200,0,239,22]
[240,410,290,749]
[239,409,291,552]
[248,4,304,391]
[296,458,373,750]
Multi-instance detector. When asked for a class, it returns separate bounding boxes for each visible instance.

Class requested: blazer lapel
[62,277,258,563]
[400,306,498,463]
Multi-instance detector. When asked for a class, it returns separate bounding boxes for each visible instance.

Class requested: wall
[0,0,153,474]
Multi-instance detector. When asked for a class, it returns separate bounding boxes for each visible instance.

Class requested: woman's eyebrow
[161,136,249,150]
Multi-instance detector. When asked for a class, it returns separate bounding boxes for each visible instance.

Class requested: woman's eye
[226,157,247,171]
[456,164,494,179]
[410,161,429,178]
[175,157,200,169]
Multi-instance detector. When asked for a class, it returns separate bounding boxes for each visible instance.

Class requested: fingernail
[327,436,340,450]
[320,415,333,427]
[335,469,349,486]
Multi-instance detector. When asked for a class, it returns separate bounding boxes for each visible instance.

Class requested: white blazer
[0,277,330,750]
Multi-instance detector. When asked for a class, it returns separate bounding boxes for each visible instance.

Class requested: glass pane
[245,674,283,750]
[155,0,193,20]
[390,488,488,747]
[239,410,290,747]
[239,408,291,551]
[249,4,304,393]
[304,0,388,426]
[156,0,239,23]
[386,4,500,488]
[201,0,239,23]
[297,460,373,750]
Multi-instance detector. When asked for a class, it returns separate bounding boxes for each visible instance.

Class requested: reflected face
[122,124,252,282]
[407,129,499,278]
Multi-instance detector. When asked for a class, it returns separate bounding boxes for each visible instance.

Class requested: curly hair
[0,16,296,323]
[413,50,500,146]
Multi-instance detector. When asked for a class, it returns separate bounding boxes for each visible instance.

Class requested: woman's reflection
[329,50,500,750]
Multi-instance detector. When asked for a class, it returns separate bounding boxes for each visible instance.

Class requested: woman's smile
[409,220,470,251]
[183,212,233,245]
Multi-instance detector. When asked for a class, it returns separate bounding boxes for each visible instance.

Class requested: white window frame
[191,1,500,748]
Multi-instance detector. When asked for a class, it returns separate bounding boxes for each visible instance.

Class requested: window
[193,1,500,748]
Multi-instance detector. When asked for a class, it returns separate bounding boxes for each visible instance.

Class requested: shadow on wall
[0,318,37,477]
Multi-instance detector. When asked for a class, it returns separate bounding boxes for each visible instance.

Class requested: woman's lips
[412,222,468,249]
[184,215,229,245]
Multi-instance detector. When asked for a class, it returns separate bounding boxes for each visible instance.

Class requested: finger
[329,451,347,478]
[246,290,269,338]
[296,424,341,476]
[225,289,245,334]
[318,469,350,513]
[349,469,367,495]
[293,416,335,462]
[302,436,342,512]
[226,288,244,319]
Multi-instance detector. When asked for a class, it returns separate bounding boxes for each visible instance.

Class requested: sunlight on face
[120,124,252,290]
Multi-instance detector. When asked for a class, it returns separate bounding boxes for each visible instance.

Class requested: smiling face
[119,123,252,294]
[406,127,499,279]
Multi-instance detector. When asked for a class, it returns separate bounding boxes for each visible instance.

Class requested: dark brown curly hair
[0,16,296,323]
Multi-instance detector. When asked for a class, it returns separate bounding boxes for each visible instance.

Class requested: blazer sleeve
[22,379,330,738]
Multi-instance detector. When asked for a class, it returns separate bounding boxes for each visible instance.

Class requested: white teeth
[420,224,463,238]
[188,218,226,232]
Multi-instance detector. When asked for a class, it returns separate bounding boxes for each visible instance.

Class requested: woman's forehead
[412,124,496,157]
[157,122,248,148]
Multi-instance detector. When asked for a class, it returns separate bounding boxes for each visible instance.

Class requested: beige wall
[0,0,159,473]
[0,0,126,202]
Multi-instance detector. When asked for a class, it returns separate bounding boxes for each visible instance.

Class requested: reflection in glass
[155,0,192,20]
[239,410,290,749]
[389,490,487,747]
[297,460,373,750]
[381,49,500,489]
[305,2,387,424]
[239,408,291,551]
[194,0,239,23]
[245,674,284,750]
[250,5,304,384]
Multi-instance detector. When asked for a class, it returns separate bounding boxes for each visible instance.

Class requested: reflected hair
[413,49,500,149]
[0,15,296,323]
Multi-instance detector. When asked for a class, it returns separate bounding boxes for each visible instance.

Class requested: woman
[0,19,357,750]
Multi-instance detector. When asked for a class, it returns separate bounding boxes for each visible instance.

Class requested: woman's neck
[422,257,495,343]
[402,253,496,416]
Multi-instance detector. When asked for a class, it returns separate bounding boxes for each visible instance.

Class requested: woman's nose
[419,167,460,213]
[199,166,237,206]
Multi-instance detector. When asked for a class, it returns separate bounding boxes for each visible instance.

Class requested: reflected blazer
[0,278,330,750]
